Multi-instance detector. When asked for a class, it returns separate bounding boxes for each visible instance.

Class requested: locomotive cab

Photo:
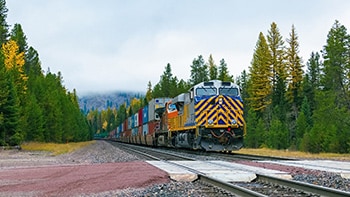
[194,80,244,151]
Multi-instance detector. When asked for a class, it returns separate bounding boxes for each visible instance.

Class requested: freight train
[109,80,245,151]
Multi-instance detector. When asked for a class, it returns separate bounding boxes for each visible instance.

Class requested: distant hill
[78,91,144,113]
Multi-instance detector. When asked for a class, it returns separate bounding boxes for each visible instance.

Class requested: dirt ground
[0,144,170,197]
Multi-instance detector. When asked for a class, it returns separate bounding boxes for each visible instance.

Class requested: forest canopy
[0,0,91,146]
[1,0,349,153]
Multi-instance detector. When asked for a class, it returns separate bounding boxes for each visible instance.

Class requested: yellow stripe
[195,97,215,116]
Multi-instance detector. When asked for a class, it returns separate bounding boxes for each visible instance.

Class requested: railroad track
[109,141,350,196]
[236,174,350,197]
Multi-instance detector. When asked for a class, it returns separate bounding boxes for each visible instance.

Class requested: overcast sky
[6,0,350,95]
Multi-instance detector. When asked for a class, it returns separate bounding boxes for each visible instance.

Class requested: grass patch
[237,148,350,161]
[21,141,96,156]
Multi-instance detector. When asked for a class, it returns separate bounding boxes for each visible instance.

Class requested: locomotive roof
[192,80,239,89]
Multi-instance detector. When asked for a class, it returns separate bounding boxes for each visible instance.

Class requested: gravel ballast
[1,140,349,196]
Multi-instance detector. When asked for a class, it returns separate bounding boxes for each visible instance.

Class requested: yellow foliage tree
[2,40,27,93]
[247,32,273,112]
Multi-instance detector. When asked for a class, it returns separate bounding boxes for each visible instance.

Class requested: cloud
[6,0,350,96]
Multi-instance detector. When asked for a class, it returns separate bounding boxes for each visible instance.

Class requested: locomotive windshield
[196,87,217,97]
[219,87,239,96]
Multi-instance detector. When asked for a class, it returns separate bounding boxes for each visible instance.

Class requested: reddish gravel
[0,161,169,196]
[235,160,322,175]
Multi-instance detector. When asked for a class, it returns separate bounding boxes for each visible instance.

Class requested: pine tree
[145,81,152,102]
[218,58,233,82]
[267,116,288,149]
[303,52,322,112]
[153,63,179,98]
[1,75,20,145]
[296,97,312,149]
[286,25,303,110]
[2,40,27,93]
[177,79,190,94]
[25,47,42,76]
[236,70,249,104]
[267,22,287,105]
[160,63,173,97]
[10,24,27,54]
[322,20,350,109]
[190,55,208,85]
[24,93,44,141]
[152,83,162,98]
[208,54,218,80]
[244,108,264,148]
[285,25,303,144]
[247,32,272,115]
[0,0,8,46]
[0,56,9,145]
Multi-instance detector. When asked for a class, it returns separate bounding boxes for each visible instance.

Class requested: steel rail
[256,174,350,197]
[112,142,270,196]
[111,141,350,196]
[198,175,267,197]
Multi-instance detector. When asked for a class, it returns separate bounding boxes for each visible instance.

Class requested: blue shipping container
[143,105,149,124]
[132,128,138,136]
[131,115,135,128]
[143,123,149,135]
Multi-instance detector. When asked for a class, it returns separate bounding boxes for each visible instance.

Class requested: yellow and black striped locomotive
[160,80,245,151]
[114,80,245,151]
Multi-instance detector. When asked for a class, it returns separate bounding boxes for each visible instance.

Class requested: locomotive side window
[196,87,217,97]
[219,87,239,96]
[168,103,177,112]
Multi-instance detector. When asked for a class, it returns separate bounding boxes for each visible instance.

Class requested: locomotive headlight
[231,119,237,125]
[208,119,214,125]
[219,98,223,105]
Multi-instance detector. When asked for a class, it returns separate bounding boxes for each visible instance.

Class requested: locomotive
[110,80,245,151]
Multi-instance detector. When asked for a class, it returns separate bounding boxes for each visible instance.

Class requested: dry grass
[21,141,96,156]
[237,148,350,161]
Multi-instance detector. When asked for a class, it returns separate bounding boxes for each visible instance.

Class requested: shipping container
[109,130,115,139]
[116,127,120,137]
[148,121,160,135]
[142,105,149,124]
[138,109,143,127]
[123,119,128,132]
[148,98,171,121]
[143,123,149,135]
[123,129,132,143]
[115,128,120,138]
[132,128,138,136]
[128,117,132,129]
[138,125,143,135]
[133,113,138,128]
[119,124,123,133]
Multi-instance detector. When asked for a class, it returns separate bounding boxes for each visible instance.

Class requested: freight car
[110,80,245,151]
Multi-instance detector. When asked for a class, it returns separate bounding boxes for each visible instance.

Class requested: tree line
[87,54,235,136]
[0,0,91,146]
[91,20,350,154]
[242,21,350,153]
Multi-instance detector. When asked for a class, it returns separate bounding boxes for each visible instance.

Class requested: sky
[6,0,350,95]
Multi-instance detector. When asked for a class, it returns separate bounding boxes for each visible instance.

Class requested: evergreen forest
[0,0,91,146]
[2,0,349,154]
[89,21,350,154]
